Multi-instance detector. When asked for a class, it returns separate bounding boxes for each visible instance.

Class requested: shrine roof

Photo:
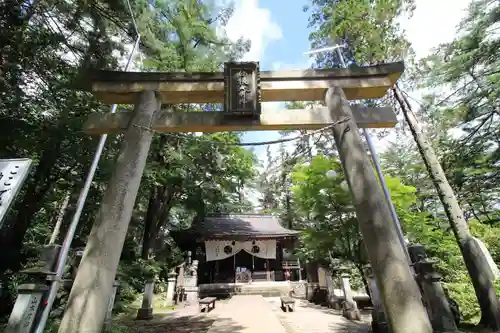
[172,214,300,241]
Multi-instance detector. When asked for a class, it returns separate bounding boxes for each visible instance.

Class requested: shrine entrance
[61,60,433,333]
[171,214,298,285]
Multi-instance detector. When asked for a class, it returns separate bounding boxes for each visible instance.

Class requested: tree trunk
[285,191,292,229]
[141,185,176,259]
[393,86,500,330]
[141,189,159,260]
[154,196,174,237]
[49,190,71,245]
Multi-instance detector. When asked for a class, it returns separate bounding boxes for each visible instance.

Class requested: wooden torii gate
[58,62,432,333]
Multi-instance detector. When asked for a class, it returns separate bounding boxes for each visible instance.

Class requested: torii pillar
[58,91,160,333]
[325,87,432,333]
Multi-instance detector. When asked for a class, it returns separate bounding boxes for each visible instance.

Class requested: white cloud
[224,0,283,61]
[399,0,472,60]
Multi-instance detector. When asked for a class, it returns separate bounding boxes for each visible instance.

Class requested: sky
[222,0,474,169]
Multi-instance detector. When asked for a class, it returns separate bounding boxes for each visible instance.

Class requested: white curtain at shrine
[242,239,276,259]
[204,239,277,261]
[204,240,243,262]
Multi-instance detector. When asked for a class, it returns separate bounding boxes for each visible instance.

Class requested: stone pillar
[305,282,317,302]
[338,270,361,320]
[5,284,49,333]
[103,281,120,330]
[71,248,84,280]
[136,279,155,320]
[7,244,61,332]
[165,270,177,307]
[409,245,458,332]
[58,91,160,333]
[184,260,199,305]
[364,264,390,333]
[407,244,426,264]
[325,87,432,333]
[176,264,186,304]
[21,244,61,278]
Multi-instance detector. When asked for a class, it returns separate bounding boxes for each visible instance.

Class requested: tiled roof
[173,214,299,240]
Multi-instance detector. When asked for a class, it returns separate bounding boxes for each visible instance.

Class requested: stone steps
[199,283,296,298]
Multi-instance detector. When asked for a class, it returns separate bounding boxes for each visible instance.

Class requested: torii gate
[59,62,432,333]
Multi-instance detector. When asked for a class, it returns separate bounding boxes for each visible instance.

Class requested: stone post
[6,244,61,332]
[175,264,185,304]
[409,245,458,332]
[165,270,177,307]
[364,264,390,333]
[71,248,85,280]
[58,91,160,333]
[325,87,432,333]
[136,279,155,320]
[5,284,49,333]
[184,260,199,305]
[21,244,61,278]
[305,261,319,302]
[407,244,427,264]
[103,280,120,330]
[338,268,361,320]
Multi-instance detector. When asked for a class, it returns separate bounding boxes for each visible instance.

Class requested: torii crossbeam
[82,62,404,135]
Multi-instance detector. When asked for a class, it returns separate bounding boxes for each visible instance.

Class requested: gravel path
[265,297,372,333]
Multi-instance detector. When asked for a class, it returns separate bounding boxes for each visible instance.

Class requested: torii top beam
[83,62,404,104]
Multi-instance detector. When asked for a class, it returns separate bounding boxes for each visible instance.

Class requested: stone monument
[338,267,361,320]
[136,278,155,320]
[364,264,390,333]
[184,260,199,305]
[408,244,458,332]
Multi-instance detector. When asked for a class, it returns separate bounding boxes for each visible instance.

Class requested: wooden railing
[282,260,300,269]
[251,270,275,281]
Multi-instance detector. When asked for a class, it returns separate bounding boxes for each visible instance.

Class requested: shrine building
[171,213,302,296]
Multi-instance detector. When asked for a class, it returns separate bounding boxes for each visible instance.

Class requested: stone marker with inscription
[136,279,155,320]
[5,284,49,333]
[0,158,33,228]
[224,62,261,118]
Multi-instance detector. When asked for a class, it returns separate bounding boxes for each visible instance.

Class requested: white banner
[204,239,277,261]
[242,239,277,260]
[205,240,242,262]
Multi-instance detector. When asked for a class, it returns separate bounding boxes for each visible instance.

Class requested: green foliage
[0,0,258,323]
[291,156,403,274]
[305,0,415,67]
[104,323,133,333]
[415,0,500,226]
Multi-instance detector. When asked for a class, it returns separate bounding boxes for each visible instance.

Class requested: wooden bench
[280,296,295,312]
[199,297,216,313]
